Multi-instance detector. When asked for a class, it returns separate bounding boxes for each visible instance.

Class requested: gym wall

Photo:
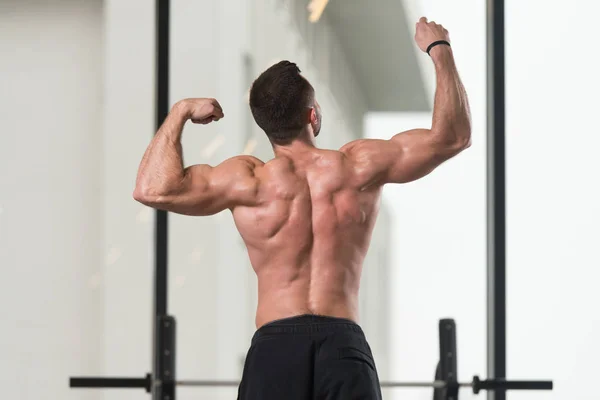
[0,1,104,400]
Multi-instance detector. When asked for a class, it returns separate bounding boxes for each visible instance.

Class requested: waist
[252,314,364,343]
[255,282,360,328]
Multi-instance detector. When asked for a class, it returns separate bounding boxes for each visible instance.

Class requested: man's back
[232,149,382,327]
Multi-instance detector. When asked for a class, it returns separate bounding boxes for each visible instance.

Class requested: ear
[309,107,318,125]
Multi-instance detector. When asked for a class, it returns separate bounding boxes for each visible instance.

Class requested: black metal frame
[70,316,551,398]
[154,1,172,399]
[487,1,506,400]
[154,0,169,324]
[434,319,458,400]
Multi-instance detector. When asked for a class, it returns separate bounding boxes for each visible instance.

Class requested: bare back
[135,50,471,328]
[232,149,382,328]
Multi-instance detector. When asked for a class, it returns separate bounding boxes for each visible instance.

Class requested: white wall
[0,1,104,399]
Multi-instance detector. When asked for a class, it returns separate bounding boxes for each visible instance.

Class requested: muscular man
[134,18,470,400]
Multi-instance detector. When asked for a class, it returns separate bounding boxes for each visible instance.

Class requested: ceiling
[324,0,429,112]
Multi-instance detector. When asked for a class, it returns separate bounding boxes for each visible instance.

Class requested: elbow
[133,182,183,208]
[132,186,151,205]
[459,133,472,151]
[459,120,473,150]
[133,185,164,206]
[449,127,472,155]
[433,128,471,157]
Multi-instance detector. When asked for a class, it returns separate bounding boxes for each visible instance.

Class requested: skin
[134,18,471,328]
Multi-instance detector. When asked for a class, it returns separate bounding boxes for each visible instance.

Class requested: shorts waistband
[252,314,364,342]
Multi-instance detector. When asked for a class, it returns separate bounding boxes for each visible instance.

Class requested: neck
[272,130,317,157]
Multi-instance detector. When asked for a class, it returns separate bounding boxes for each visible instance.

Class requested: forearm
[430,46,472,147]
[134,102,190,197]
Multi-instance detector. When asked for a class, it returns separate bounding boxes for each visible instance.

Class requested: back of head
[249,61,315,145]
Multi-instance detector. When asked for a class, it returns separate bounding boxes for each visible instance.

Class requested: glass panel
[365,1,487,398]
[167,0,486,399]
[1,1,154,400]
[102,2,155,400]
[506,1,600,399]
[168,0,249,384]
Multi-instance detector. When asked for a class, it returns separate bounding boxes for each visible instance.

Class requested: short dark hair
[249,61,314,144]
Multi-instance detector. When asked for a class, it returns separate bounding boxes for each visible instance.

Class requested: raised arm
[341,17,471,188]
[133,98,262,216]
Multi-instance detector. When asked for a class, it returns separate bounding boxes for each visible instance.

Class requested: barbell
[70,375,553,395]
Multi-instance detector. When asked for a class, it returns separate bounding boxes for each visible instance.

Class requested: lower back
[253,259,362,328]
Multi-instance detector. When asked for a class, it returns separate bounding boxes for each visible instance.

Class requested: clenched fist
[177,98,225,125]
[414,17,450,54]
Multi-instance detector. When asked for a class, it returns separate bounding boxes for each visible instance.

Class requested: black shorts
[237,314,383,400]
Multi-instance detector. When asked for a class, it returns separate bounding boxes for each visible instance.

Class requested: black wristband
[426,40,451,55]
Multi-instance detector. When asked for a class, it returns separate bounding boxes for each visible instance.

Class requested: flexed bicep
[134,156,263,216]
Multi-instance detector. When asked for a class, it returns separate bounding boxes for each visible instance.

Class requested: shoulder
[339,139,386,165]
[339,139,369,155]
[222,155,265,172]
[231,155,265,166]
[337,139,391,189]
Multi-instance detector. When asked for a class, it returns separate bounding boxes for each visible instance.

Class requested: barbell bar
[70,376,553,393]
[175,379,454,388]
[174,377,552,392]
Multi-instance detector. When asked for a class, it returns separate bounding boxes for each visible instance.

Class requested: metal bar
[175,380,451,388]
[154,1,171,400]
[437,319,458,400]
[474,379,553,393]
[382,381,453,389]
[69,376,552,392]
[486,0,506,399]
[492,381,552,391]
[154,0,170,318]
[70,376,151,391]
[156,316,176,384]
[174,379,551,390]
[176,380,240,387]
